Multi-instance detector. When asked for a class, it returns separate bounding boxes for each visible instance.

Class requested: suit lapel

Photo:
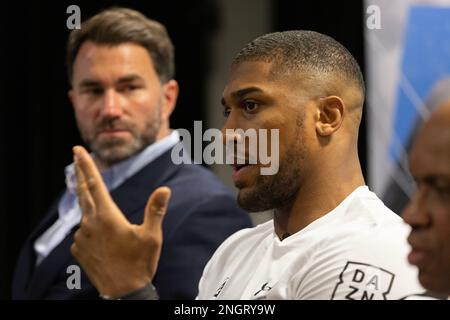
[110,149,180,221]
[27,230,77,298]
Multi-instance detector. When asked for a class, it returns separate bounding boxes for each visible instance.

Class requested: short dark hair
[66,7,174,83]
[232,30,365,97]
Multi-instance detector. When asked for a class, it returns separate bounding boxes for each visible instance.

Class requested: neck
[273,149,364,240]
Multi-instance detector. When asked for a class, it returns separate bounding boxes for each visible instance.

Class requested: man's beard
[237,117,306,213]
[236,145,304,212]
[80,108,162,167]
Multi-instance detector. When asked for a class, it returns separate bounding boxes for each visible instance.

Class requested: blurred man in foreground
[403,101,450,297]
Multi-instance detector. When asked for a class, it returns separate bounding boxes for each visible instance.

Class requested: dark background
[0,0,365,299]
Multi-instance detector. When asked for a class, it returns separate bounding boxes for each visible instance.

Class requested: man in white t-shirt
[70,30,426,300]
[198,186,421,299]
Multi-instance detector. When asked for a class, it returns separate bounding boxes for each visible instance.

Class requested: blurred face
[403,111,450,294]
[69,41,177,167]
[221,61,315,212]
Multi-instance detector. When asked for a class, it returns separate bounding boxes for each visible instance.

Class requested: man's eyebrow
[220,87,264,107]
[78,79,101,88]
[78,75,144,88]
[221,86,265,106]
[413,175,450,185]
[232,86,264,98]
[117,74,144,83]
[424,175,450,184]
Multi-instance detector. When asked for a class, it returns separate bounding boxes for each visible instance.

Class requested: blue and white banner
[365,0,450,213]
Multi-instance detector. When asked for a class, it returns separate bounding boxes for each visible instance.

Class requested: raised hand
[70,146,171,298]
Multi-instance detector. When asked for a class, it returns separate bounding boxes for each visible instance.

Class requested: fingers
[143,187,171,234]
[71,228,89,259]
[73,145,109,199]
[73,146,112,212]
[75,155,96,216]
[79,214,93,237]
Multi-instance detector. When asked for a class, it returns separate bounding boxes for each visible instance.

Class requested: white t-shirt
[197,186,425,300]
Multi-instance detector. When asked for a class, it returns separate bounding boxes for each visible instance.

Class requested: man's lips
[407,235,430,267]
[231,163,253,183]
[97,129,130,138]
[408,248,429,267]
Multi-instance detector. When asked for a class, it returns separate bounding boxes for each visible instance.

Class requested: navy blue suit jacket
[12,149,252,299]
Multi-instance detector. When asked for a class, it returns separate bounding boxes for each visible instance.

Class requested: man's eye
[85,88,103,95]
[434,185,450,196]
[121,85,140,92]
[222,107,231,118]
[243,101,258,113]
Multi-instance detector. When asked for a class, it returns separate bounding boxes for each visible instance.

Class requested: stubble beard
[80,106,162,167]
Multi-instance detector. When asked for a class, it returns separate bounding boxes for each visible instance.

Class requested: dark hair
[66,7,174,83]
[233,30,365,97]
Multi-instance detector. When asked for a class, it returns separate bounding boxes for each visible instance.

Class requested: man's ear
[315,96,345,136]
[161,80,179,121]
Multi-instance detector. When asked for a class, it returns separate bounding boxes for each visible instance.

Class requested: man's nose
[221,112,243,146]
[402,186,431,228]
[100,89,123,118]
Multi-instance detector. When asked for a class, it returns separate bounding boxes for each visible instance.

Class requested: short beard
[237,146,303,212]
[82,108,162,167]
[237,112,305,212]
[91,133,155,166]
